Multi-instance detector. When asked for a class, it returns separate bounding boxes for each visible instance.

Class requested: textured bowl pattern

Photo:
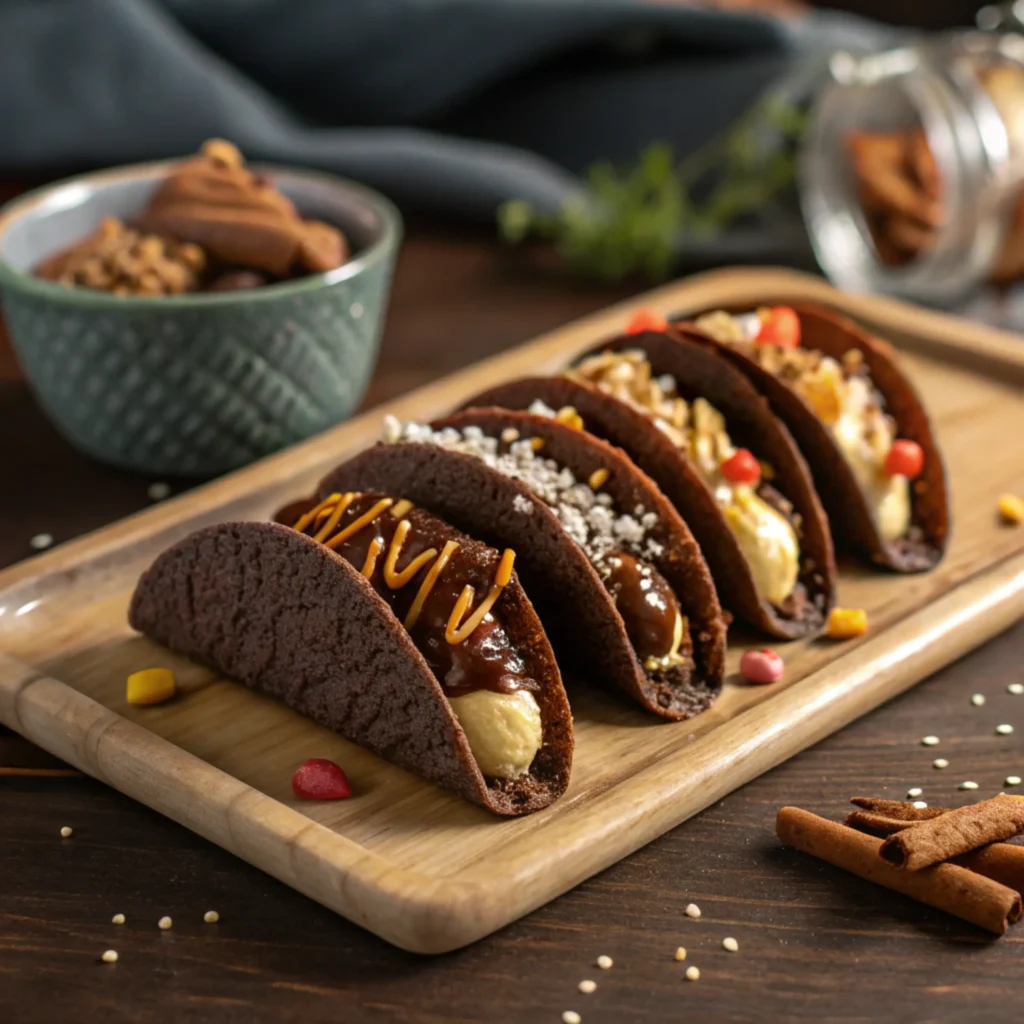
[0,163,400,476]
[4,268,390,475]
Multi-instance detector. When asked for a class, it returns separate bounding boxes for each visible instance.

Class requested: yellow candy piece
[126,668,176,706]
[998,494,1024,525]
[827,607,869,640]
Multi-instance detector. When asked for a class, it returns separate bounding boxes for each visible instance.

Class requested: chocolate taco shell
[321,413,727,721]
[129,520,572,816]
[462,334,835,638]
[676,302,949,572]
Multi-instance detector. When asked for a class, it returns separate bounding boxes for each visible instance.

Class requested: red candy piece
[740,648,784,685]
[755,306,800,349]
[626,309,669,335]
[884,439,924,479]
[291,758,351,800]
[721,448,761,485]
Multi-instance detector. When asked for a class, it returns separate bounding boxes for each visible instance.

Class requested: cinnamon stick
[846,810,1024,894]
[0,767,82,778]
[879,795,1024,871]
[850,797,948,821]
[777,806,1022,935]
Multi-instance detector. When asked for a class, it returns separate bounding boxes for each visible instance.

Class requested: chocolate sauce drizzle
[285,492,533,698]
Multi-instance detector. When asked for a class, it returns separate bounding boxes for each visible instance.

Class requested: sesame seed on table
[3,221,1024,1022]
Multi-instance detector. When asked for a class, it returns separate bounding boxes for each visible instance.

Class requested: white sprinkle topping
[921,736,940,747]
[933,759,949,769]
[722,937,739,952]
[381,414,402,444]
[1009,683,1024,696]
[30,533,54,551]
[500,427,520,444]
[101,950,118,964]
[529,398,558,418]
[111,914,125,925]
[511,493,534,515]
[147,482,171,501]
[158,916,173,930]
[907,788,923,799]
[674,947,687,961]
[685,903,702,919]
[685,966,701,982]
[959,781,979,791]
[913,801,929,809]
[596,955,613,970]
[997,724,1015,736]
[59,826,73,838]
[971,694,986,707]
[387,420,664,571]
[578,980,597,994]
[203,910,219,924]
[562,1012,582,1024]
[1005,776,1022,787]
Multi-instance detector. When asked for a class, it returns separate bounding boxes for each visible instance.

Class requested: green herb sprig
[498,96,807,282]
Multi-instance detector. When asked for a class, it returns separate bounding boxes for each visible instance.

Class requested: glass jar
[799,30,1024,305]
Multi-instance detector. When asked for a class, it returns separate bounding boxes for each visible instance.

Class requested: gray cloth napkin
[1,0,898,248]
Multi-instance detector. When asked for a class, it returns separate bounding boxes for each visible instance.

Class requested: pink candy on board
[740,648,784,685]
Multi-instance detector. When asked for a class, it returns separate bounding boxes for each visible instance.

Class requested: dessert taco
[129,495,572,816]
[320,411,727,721]
[678,302,949,571]
[459,328,835,639]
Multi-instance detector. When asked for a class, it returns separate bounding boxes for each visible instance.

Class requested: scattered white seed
[30,533,54,551]
[959,781,980,791]
[578,980,597,994]
[111,914,125,926]
[158,916,173,930]
[674,947,687,961]
[1005,776,1022,787]
[997,724,1015,736]
[685,903,702,919]
[971,694,986,707]
[722,937,739,953]
[147,482,171,501]
[562,1012,582,1024]
[596,955,613,970]
[1009,683,1024,696]
[921,735,940,747]
[907,788,923,799]
[203,910,219,924]
[101,950,118,964]
[59,826,73,838]
[685,966,701,982]
[913,801,929,809]
[933,759,949,769]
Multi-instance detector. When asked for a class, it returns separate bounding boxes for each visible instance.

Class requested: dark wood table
[2,233,1023,1024]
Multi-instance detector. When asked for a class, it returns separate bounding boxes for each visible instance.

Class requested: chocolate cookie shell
[128,520,572,816]
[322,414,727,721]
[461,335,836,639]
[677,302,949,572]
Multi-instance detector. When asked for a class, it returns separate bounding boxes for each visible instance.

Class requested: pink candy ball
[740,648,784,685]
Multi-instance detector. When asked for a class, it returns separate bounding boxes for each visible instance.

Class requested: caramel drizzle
[292,492,515,645]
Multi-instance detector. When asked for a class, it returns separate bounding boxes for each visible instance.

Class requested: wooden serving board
[3,267,1024,954]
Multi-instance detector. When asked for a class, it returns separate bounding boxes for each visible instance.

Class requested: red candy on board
[626,308,669,335]
[755,306,800,349]
[884,439,924,479]
[292,758,352,800]
[740,648,784,685]
[721,448,761,485]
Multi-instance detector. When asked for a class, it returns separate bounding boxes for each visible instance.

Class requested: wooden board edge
[0,653,501,955]
[3,266,1022,610]
[3,547,1024,954]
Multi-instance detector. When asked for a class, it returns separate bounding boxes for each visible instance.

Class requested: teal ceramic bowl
[0,162,401,476]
